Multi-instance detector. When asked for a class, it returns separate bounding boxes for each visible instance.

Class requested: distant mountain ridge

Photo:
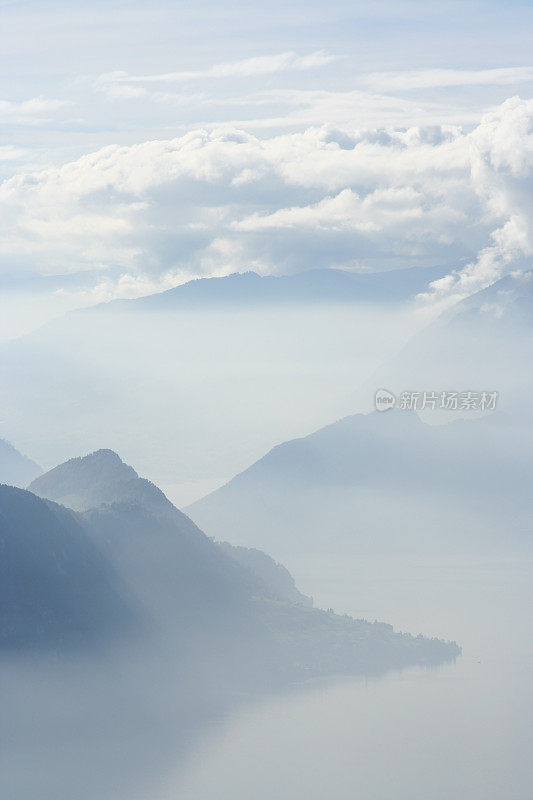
[354,269,533,413]
[97,265,450,312]
[0,265,452,504]
[0,439,42,487]
[441,269,533,323]
[187,409,533,558]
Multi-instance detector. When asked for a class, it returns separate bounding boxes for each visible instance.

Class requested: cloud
[202,86,485,134]
[362,67,533,92]
[0,124,475,279]
[53,269,194,306]
[0,146,28,161]
[0,97,67,122]
[96,51,340,96]
[94,77,148,100]
[93,77,483,131]
[233,187,463,236]
[1,97,533,307]
[419,97,533,307]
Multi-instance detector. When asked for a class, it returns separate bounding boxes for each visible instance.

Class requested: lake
[166,555,533,800]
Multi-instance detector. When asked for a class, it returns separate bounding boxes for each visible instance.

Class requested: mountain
[102,266,449,311]
[29,448,172,512]
[30,448,312,606]
[438,269,533,326]
[0,267,448,507]
[0,485,130,649]
[29,450,271,624]
[184,271,533,559]
[25,449,459,673]
[353,269,533,414]
[0,439,42,487]
[217,542,313,607]
[187,409,533,559]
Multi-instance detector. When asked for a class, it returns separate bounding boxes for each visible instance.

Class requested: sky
[2,0,533,337]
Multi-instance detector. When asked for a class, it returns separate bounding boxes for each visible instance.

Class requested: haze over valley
[2,0,533,797]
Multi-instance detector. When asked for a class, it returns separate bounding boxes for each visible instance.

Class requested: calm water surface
[162,556,533,800]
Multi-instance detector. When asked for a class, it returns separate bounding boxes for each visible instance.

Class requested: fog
[1,275,532,798]
[171,563,533,800]
[0,643,249,800]
[2,554,529,800]
[0,299,424,505]
[3,0,533,792]
[157,556,533,800]
[188,409,533,565]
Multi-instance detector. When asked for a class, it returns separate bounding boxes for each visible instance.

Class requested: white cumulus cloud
[420,97,533,307]
[1,97,533,309]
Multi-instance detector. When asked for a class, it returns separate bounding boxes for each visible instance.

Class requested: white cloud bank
[2,97,533,307]
[420,97,533,307]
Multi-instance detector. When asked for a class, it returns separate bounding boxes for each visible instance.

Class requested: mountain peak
[29,448,143,511]
[81,449,133,468]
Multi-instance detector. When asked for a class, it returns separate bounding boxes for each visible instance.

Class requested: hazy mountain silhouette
[217,542,313,607]
[29,448,172,512]
[438,269,533,325]
[29,448,311,606]
[0,485,130,649]
[29,449,302,608]
[25,449,459,672]
[187,409,533,558]
[102,266,449,311]
[0,267,448,504]
[354,270,533,414]
[29,450,271,620]
[0,439,42,487]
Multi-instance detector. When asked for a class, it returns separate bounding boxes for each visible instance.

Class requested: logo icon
[374,388,396,412]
